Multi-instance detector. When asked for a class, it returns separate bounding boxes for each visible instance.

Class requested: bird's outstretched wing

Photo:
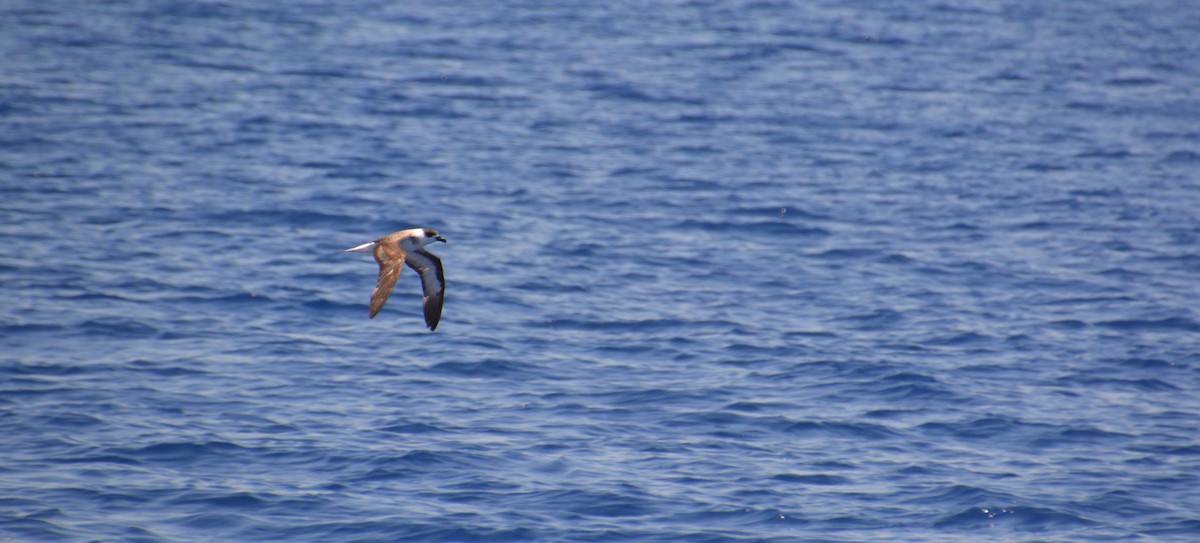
[369,242,406,319]
[405,249,445,331]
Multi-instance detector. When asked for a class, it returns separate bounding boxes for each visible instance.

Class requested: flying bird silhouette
[344,227,446,331]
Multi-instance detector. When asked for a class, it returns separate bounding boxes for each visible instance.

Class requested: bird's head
[422,228,448,245]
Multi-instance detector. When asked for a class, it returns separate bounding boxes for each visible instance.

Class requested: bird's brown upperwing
[369,241,406,319]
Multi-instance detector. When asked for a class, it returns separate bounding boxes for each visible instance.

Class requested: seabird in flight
[344,227,447,331]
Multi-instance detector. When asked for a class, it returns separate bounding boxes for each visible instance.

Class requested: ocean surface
[3,1,1200,541]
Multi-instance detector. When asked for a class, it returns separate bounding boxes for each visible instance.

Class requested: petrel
[344,227,447,331]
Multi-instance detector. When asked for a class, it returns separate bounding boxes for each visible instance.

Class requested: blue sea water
[3,0,1200,541]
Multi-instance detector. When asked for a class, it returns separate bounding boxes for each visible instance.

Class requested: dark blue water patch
[571,495,661,520]
[829,309,904,331]
[1074,490,1171,519]
[877,252,917,266]
[538,241,603,259]
[916,416,1054,443]
[172,291,274,309]
[770,473,851,486]
[643,174,725,191]
[675,506,810,532]
[202,208,358,229]
[124,360,208,377]
[54,289,138,303]
[1074,148,1136,160]
[351,449,504,485]
[936,505,1098,532]
[277,67,365,80]
[1141,518,1200,539]
[1043,319,1095,331]
[147,0,263,20]
[1,361,100,377]
[346,464,419,484]
[114,441,257,464]
[299,297,361,315]
[809,247,886,261]
[292,521,540,543]
[1059,375,1182,393]
[168,55,262,73]
[783,420,899,440]
[512,488,664,520]
[0,384,76,402]
[1130,443,1200,457]
[724,400,796,413]
[1162,150,1200,162]
[535,396,640,421]
[1096,267,1153,282]
[511,279,590,293]
[720,343,806,365]
[1110,357,1182,370]
[911,484,1022,509]
[591,343,699,364]
[113,525,164,543]
[24,412,105,429]
[921,331,999,348]
[861,408,928,420]
[544,318,696,333]
[580,387,721,412]
[322,158,445,181]
[669,218,830,237]
[731,205,834,222]
[167,490,285,510]
[1039,293,1140,308]
[406,74,509,88]
[56,453,143,467]
[1105,75,1160,87]
[1039,426,1134,447]
[669,112,742,126]
[752,359,857,384]
[174,511,254,532]
[366,102,472,119]
[1097,316,1200,333]
[1146,252,1200,272]
[781,330,840,340]
[869,373,961,403]
[584,81,704,106]
[101,276,192,300]
[78,317,161,338]
[0,515,73,542]
[376,421,446,435]
[809,514,894,534]
[425,358,536,378]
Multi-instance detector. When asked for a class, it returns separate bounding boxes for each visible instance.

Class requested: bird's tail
[344,241,377,253]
